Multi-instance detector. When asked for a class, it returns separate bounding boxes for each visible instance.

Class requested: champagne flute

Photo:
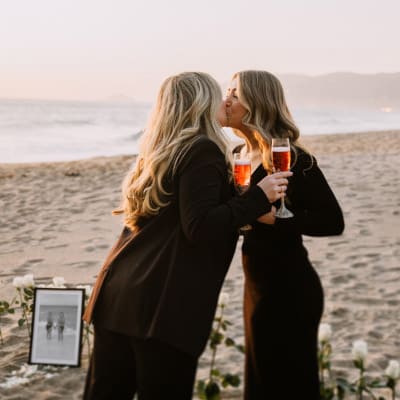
[233,152,252,231]
[271,138,293,218]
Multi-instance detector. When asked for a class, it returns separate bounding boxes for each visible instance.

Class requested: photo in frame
[28,288,85,367]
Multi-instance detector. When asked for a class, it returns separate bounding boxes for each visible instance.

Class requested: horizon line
[1,71,399,103]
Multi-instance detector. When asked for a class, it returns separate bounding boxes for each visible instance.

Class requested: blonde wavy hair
[233,70,309,172]
[113,72,231,232]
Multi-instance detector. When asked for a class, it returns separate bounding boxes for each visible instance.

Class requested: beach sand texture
[0,130,399,399]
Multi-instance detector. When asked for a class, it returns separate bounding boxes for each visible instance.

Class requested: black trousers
[83,325,198,400]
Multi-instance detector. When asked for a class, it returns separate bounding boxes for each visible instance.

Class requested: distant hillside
[278,73,400,110]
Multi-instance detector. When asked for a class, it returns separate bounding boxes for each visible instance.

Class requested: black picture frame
[28,288,85,367]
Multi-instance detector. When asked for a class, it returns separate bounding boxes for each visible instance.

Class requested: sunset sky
[1,0,399,101]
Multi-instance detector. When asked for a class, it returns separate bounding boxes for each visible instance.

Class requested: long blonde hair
[114,72,231,232]
[234,70,307,172]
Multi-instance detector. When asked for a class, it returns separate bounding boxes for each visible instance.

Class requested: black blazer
[90,136,271,357]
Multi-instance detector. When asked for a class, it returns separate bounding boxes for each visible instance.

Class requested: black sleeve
[178,139,271,243]
[275,154,345,237]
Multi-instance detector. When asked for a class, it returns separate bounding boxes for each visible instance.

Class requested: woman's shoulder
[173,135,227,179]
[292,145,317,173]
[293,145,314,158]
[192,135,224,152]
[183,135,225,163]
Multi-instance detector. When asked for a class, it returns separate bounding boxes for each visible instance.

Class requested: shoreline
[1,129,399,168]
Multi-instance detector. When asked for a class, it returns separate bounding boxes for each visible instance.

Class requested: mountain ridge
[277,72,400,109]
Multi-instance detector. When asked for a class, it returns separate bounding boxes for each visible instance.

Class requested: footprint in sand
[328,240,348,247]
[69,208,85,214]
[372,265,385,275]
[13,259,44,275]
[81,194,104,202]
[34,276,54,283]
[358,218,377,223]
[351,262,367,269]
[367,209,383,215]
[375,310,398,322]
[83,245,96,252]
[331,307,349,317]
[330,274,356,285]
[367,330,383,340]
[353,297,384,306]
[27,258,44,264]
[64,261,98,269]
[326,252,336,260]
[39,235,56,242]
[83,243,110,252]
[45,243,68,250]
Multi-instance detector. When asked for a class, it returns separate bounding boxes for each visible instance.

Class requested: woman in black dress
[83,72,292,400]
[224,70,345,400]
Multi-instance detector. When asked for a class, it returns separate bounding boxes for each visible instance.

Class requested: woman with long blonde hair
[83,71,291,400]
[224,70,344,400]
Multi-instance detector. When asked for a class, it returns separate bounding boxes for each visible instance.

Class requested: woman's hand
[257,171,292,203]
[257,206,276,225]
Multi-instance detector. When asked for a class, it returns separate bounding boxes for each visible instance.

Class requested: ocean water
[1,99,400,163]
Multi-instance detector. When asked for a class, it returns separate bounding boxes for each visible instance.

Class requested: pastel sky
[1,0,399,101]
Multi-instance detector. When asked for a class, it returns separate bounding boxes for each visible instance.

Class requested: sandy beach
[0,130,399,399]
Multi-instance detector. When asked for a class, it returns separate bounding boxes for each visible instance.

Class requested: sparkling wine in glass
[234,154,251,188]
[271,138,293,218]
[233,152,252,231]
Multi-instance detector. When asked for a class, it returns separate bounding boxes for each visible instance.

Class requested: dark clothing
[242,148,344,400]
[92,137,270,357]
[84,137,272,399]
[84,326,198,400]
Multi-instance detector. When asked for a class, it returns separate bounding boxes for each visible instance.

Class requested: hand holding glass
[271,138,294,218]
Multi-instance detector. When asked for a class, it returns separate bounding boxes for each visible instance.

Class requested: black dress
[242,148,344,400]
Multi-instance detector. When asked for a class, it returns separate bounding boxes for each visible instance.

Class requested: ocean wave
[2,100,400,162]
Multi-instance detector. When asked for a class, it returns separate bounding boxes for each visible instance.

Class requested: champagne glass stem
[276,192,293,218]
[279,195,286,214]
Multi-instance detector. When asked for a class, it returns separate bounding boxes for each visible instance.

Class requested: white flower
[385,360,400,380]
[77,285,93,297]
[13,277,24,288]
[218,292,230,306]
[52,277,66,288]
[22,274,35,288]
[20,364,37,377]
[352,340,368,362]
[0,364,39,389]
[318,323,332,343]
[0,376,30,389]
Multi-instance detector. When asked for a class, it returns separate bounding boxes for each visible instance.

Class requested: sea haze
[1,97,400,163]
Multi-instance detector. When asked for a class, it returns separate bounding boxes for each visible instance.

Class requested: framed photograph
[29,288,85,367]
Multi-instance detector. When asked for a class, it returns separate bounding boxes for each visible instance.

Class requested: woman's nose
[224,97,232,107]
